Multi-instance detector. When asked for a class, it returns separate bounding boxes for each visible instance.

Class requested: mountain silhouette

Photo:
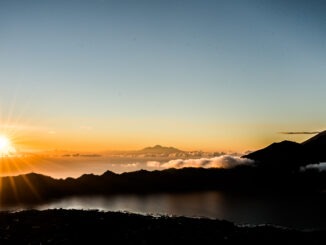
[1,166,325,205]
[0,169,220,204]
[244,130,326,169]
[302,130,326,162]
[139,145,183,154]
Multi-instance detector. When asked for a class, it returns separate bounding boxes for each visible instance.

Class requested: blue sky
[0,0,326,151]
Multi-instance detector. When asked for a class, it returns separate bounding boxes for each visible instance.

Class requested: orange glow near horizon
[0,121,321,180]
[0,98,322,154]
[0,125,316,154]
[0,114,320,154]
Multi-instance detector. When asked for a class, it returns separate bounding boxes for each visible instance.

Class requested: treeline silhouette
[0,166,325,205]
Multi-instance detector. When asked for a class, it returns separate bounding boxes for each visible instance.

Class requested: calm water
[4,191,326,230]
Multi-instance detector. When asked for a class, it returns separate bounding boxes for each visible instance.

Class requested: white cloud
[147,155,254,170]
[147,161,161,168]
[301,162,326,172]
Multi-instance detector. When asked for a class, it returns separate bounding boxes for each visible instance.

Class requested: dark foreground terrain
[0,210,324,244]
[1,166,325,205]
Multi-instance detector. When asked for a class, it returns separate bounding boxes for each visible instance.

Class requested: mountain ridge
[302,130,326,145]
[0,164,325,205]
[244,130,326,168]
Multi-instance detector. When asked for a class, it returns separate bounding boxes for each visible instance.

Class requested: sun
[0,135,16,156]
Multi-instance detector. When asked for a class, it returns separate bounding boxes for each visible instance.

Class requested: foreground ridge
[0,209,324,244]
[0,167,325,205]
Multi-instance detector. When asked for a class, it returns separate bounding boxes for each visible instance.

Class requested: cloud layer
[147,155,254,170]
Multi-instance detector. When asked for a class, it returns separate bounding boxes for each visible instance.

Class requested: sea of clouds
[146,155,254,169]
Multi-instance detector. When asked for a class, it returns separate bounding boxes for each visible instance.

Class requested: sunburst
[0,135,16,156]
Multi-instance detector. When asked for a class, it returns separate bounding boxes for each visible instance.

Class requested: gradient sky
[0,0,326,152]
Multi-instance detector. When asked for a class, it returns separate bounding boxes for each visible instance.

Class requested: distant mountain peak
[140,145,183,154]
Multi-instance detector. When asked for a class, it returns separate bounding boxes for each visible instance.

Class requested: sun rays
[0,135,16,156]
[0,110,60,205]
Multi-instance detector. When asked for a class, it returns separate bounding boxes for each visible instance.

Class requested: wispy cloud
[279,131,320,135]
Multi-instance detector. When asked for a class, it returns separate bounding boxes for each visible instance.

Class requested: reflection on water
[3,191,326,230]
[35,192,226,218]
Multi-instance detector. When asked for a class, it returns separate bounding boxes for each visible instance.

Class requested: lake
[3,191,326,230]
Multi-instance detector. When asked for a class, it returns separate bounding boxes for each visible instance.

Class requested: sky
[0,0,326,152]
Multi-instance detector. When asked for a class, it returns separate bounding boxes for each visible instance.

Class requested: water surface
[3,191,325,230]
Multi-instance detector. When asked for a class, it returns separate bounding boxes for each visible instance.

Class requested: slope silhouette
[243,141,307,169]
[244,130,326,169]
[302,130,326,162]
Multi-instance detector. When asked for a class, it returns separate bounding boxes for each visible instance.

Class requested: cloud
[147,155,254,170]
[300,162,326,172]
[147,161,161,168]
[279,131,320,135]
